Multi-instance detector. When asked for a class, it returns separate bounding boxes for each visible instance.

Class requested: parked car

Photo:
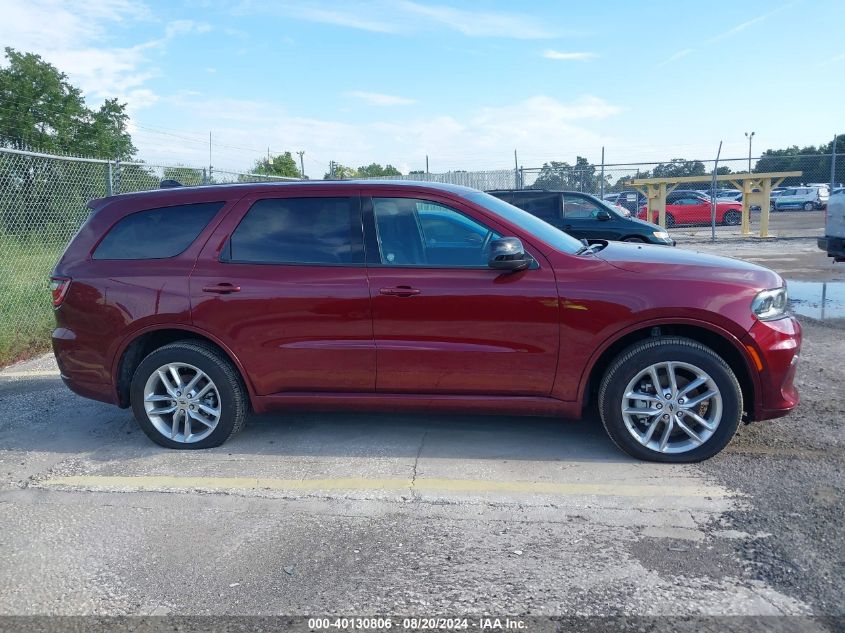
[715,189,743,202]
[602,193,621,204]
[637,191,743,227]
[818,190,845,262]
[51,180,801,462]
[487,189,673,245]
[615,190,648,213]
[832,187,845,196]
[772,186,829,211]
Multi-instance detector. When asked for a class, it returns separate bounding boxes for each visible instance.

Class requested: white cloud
[165,20,213,38]
[137,94,620,172]
[0,0,211,113]
[706,3,792,43]
[656,48,694,67]
[543,50,596,61]
[346,91,416,106]
[396,1,555,39]
[236,0,558,38]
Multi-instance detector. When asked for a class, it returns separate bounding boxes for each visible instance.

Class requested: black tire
[130,340,248,449]
[723,210,741,226]
[598,336,742,463]
[665,213,676,228]
[622,236,646,243]
[803,201,814,211]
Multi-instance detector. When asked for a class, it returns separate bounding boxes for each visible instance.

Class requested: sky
[1,0,844,175]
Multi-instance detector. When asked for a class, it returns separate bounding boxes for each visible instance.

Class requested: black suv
[488,190,674,245]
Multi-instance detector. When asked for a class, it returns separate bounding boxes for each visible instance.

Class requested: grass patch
[0,237,64,366]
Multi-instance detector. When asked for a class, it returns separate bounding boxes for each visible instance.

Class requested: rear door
[363,193,560,396]
[190,189,375,396]
[509,192,563,228]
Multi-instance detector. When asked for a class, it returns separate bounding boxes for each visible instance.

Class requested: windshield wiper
[576,239,604,256]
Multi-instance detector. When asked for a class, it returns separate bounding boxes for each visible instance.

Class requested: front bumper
[741,316,801,421]
[818,236,845,260]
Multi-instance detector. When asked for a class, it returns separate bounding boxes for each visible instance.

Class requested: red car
[638,191,743,227]
[51,181,800,462]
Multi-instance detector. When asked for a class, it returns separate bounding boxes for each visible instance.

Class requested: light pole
[744,131,755,173]
[296,150,305,179]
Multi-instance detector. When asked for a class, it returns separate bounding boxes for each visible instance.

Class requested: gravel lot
[0,237,842,631]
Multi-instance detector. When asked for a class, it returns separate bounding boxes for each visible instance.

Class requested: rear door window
[93,202,225,259]
[510,193,561,222]
[226,197,364,265]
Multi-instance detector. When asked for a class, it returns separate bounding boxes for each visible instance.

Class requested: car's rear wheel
[723,210,741,226]
[598,337,742,462]
[130,340,247,449]
[803,201,814,211]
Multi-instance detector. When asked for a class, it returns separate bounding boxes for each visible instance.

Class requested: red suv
[51,181,800,462]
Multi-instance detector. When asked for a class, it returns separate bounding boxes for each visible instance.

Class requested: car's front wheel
[803,201,815,211]
[598,337,742,462]
[130,340,247,449]
[723,210,741,226]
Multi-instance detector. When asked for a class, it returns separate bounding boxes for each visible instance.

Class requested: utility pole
[831,134,840,191]
[514,149,519,189]
[600,146,605,198]
[208,131,213,182]
[711,140,722,243]
[297,150,305,179]
[744,131,755,173]
[425,155,429,175]
[329,160,335,179]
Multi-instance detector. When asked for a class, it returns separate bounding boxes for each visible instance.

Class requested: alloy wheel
[143,362,221,443]
[620,361,722,454]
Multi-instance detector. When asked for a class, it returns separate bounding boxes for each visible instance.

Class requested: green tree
[251,151,301,178]
[163,166,206,186]
[753,139,845,186]
[323,163,359,179]
[357,163,402,177]
[652,159,707,179]
[530,157,603,193]
[0,48,135,159]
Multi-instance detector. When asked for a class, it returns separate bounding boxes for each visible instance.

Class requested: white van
[773,185,830,211]
[818,191,845,262]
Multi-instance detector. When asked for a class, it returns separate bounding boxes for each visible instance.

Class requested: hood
[594,241,783,288]
[621,215,665,231]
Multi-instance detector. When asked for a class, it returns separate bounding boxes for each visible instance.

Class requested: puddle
[787,280,845,321]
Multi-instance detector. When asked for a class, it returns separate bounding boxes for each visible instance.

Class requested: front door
[363,195,560,396]
[562,194,620,240]
[190,191,375,396]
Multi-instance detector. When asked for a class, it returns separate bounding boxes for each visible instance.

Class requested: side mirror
[488,237,530,271]
[596,210,611,221]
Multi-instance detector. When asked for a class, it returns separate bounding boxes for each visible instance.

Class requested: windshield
[461,190,583,254]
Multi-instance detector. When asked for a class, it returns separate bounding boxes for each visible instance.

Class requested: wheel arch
[579,320,759,420]
[112,325,255,409]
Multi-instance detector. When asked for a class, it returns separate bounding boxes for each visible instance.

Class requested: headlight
[751,287,788,320]
[652,231,669,240]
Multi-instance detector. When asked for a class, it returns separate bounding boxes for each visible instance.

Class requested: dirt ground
[0,233,841,628]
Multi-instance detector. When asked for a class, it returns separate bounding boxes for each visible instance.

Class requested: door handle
[202,283,241,294]
[379,286,421,297]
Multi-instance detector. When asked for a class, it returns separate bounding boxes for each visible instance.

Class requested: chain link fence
[1,145,841,364]
[369,169,519,190]
[0,146,297,364]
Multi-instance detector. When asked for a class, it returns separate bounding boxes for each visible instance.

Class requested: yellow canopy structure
[629,171,802,237]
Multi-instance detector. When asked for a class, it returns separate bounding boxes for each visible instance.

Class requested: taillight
[50,276,71,308]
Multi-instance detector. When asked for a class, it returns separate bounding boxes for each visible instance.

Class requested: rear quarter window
[93,202,225,260]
